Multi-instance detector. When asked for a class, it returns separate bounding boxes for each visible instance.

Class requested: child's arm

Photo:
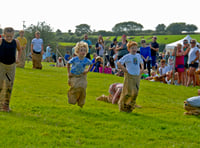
[31,43,33,55]
[67,63,72,77]
[16,39,22,63]
[83,64,93,74]
[117,62,128,73]
[140,63,144,74]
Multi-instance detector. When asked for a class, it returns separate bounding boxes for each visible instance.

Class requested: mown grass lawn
[0,62,200,148]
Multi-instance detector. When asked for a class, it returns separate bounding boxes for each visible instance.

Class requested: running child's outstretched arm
[67,63,72,77]
[117,62,128,73]
[83,64,93,74]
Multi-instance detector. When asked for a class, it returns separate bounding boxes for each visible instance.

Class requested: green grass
[58,42,76,47]
[1,62,200,147]
[108,34,200,44]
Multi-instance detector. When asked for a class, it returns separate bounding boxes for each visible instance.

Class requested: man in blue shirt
[82,34,92,59]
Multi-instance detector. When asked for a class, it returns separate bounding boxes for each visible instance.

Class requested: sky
[1,0,199,33]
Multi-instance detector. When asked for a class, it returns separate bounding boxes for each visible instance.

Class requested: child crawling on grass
[67,42,93,108]
[117,41,144,112]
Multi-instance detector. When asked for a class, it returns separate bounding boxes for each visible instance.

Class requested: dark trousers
[144,60,151,76]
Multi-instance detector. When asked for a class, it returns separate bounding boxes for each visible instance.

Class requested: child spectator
[92,56,103,72]
[141,69,149,79]
[90,53,97,72]
[56,57,64,67]
[107,57,117,74]
[140,39,151,76]
[67,42,93,108]
[117,41,144,112]
[145,70,158,81]
[157,59,170,83]
[64,51,71,62]
[0,27,21,112]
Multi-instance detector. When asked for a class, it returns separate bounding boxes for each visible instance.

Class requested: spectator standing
[95,35,104,57]
[150,36,159,70]
[185,39,199,87]
[140,39,151,76]
[172,44,185,85]
[46,45,51,62]
[82,34,92,59]
[31,31,44,69]
[109,38,117,57]
[116,34,129,60]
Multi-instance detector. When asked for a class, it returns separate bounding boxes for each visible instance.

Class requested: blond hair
[74,41,88,56]
[35,31,40,34]
[127,41,138,50]
[19,30,25,33]
[177,43,182,47]
[3,27,14,34]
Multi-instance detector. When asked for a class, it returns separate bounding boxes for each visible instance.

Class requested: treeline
[0,21,197,54]
[72,21,198,36]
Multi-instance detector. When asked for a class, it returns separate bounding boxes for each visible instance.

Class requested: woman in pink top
[172,43,185,85]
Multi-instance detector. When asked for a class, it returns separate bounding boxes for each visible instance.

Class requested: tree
[166,23,186,34]
[112,21,143,34]
[185,24,198,33]
[75,24,92,35]
[25,21,56,51]
[156,24,166,32]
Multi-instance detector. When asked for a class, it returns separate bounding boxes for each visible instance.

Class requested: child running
[117,41,144,112]
[67,41,93,108]
[0,27,21,112]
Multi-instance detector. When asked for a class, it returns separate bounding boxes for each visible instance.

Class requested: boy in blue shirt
[117,41,144,112]
[67,42,93,108]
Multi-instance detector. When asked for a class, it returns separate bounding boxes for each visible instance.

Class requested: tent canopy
[165,35,199,53]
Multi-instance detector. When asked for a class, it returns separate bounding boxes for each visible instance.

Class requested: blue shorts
[151,56,156,66]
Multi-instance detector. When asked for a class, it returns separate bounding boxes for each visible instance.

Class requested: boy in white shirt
[117,41,144,112]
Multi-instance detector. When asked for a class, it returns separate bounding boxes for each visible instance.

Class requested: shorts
[189,62,198,69]
[151,56,156,67]
[176,65,184,72]
[184,63,189,69]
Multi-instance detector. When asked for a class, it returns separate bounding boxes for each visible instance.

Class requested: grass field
[1,62,200,147]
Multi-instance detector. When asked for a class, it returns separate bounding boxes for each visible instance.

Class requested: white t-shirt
[118,53,143,75]
[159,66,169,75]
[188,47,199,64]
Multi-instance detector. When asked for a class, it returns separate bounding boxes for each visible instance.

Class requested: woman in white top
[185,39,199,87]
